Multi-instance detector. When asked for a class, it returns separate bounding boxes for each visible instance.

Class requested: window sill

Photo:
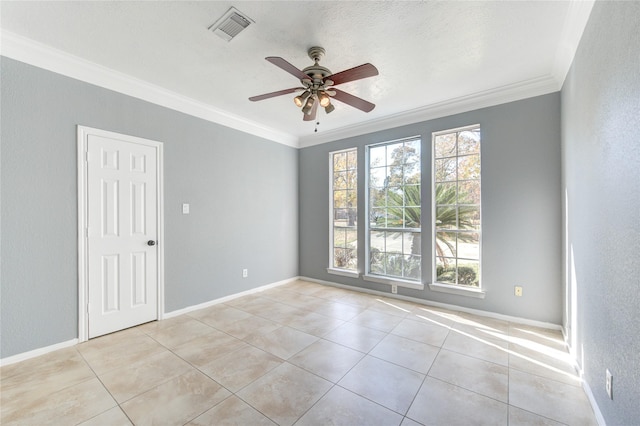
[327,268,360,278]
[428,282,486,299]
[363,274,424,290]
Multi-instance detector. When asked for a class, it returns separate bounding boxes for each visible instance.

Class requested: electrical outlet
[391,284,397,294]
[514,286,523,297]
[242,269,248,278]
[606,369,613,399]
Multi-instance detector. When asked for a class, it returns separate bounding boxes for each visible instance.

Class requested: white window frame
[328,147,359,278]
[429,124,485,298]
[364,136,424,290]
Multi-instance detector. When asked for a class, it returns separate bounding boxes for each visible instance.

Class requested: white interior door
[86,133,159,338]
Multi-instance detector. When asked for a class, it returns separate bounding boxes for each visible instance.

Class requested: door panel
[87,134,158,338]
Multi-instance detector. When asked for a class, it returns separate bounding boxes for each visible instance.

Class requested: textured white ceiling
[0,1,592,146]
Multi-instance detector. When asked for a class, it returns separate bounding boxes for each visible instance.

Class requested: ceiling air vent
[209,7,254,42]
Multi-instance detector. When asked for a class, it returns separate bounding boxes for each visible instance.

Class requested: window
[329,148,358,273]
[367,137,421,282]
[433,125,481,288]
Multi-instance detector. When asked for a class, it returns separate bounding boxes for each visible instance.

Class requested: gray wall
[300,93,562,324]
[561,2,640,424]
[1,58,298,358]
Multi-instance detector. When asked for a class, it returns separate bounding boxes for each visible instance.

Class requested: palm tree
[385,184,476,265]
[433,184,477,268]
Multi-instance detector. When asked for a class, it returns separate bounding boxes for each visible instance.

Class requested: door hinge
[85,152,89,162]
[87,303,90,314]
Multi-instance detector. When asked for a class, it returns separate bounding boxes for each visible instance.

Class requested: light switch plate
[182,203,190,214]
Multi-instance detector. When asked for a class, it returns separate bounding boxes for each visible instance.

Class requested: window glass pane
[385,253,402,277]
[404,207,420,229]
[458,180,480,204]
[334,248,348,268]
[345,208,357,226]
[334,208,349,225]
[345,249,358,270]
[458,155,480,180]
[387,207,404,227]
[436,257,456,284]
[404,185,421,207]
[334,152,347,171]
[334,227,346,248]
[386,144,398,165]
[435,158,457,182]
[346,170,357,189]
[346,190,357,208]
[369,188,384,208]
[435,231,457,258]
[369,167,387,188]
[334,171,347,190]
[346,150,357,169]
[387,187,403,206]
[404,255,421,279]
[388,165,404,187]
[435,206,456,230]
[385,231,403,254]
[404,139,421,163]
[370,251,384,274]
[403,164,421,185]
[403,232,421,255]
[370,146,386,168]
[370,208,386,227]
[435,182,457,206]
[458,130,480,155]
[458,206,480,230]
[457,232,479,260]
[346,229,358,247]
[334,190,347,208]
[434,133,456,158]
[458,260,479,286]
[370,230,385,252]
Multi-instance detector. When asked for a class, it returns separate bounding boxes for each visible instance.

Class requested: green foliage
[370,248,421,279]
[436,264,479,286]
[334,248,357,270]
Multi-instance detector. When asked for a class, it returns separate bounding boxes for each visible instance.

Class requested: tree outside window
[433,126,481,287]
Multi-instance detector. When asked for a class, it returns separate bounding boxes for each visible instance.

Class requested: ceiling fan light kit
[249,46,379,124]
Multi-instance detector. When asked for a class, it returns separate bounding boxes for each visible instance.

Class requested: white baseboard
[581,375,607,426]
[0,338,78,367]
[163,276,300,319]
[0,276,300,366]
[562,327,606,426]
[300,276,562,331]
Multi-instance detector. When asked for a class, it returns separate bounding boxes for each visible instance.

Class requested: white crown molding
[552,0,595,85]
[0,30,298,148]
[2,0,592,151]
[299,74,561,148]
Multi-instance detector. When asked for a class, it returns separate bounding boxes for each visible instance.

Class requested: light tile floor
[1,280,598,425]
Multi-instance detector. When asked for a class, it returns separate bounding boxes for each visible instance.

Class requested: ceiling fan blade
[331,89,375,113]
[303,100,319,121]
[249,87,302,102]
[266,57,309,81]
[325,63,378,86]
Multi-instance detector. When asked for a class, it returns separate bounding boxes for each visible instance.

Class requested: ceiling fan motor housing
[302,46,332,88]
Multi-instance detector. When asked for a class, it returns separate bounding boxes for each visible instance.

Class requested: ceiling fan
[249,46,378,122]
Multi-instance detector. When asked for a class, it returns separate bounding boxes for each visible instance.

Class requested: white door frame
[77,125,165,342]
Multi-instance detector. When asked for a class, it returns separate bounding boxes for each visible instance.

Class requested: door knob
[147,240,156,246]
